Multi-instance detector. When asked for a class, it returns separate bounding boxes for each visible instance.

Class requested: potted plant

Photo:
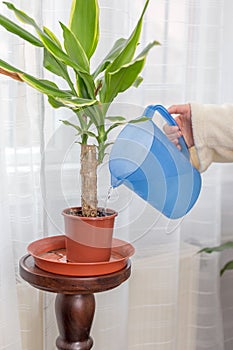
[0,0,159,262]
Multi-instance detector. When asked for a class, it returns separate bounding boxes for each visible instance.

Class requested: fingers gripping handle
[143,104,190,159]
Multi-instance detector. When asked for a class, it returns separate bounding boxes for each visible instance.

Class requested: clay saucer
[27,235,135,277]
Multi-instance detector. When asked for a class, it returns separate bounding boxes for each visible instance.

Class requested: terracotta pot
[62,207,118,263]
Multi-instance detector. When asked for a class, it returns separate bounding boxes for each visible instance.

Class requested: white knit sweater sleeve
[190,102,233,172]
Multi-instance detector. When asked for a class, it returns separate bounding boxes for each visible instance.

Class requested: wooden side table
[19,254,131,350]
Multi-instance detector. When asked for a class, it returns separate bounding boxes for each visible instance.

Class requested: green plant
[0,0,159,216]
[199,241,233,275]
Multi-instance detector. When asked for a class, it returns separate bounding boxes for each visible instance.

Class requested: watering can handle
[143,104,190,159]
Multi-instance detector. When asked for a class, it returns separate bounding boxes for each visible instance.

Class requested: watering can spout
[111,175,122,188]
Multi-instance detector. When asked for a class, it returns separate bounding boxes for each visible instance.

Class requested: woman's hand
[163,104,194,149]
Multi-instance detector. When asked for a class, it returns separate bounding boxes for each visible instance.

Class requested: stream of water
[104,186,113,215]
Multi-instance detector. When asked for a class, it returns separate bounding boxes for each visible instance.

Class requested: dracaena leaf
[0,14,42,47]
[3,2,87,78]
[82,130,98,139]
[81,104,104,128]
[199,241,233,254]
[42,27,76,93]
[49,88,95,111]
[17,72,96,108]
[38,31,86,73]
[48,96,65,109]
[100,38,156,105]
[129,116,149,123]
[100,58,145,103]
[135,40,161,60]
[3,2,88,75]
[3,2,39,27]
[105,116,149,135]
[93,38,127,78]
[76,75,90,99]
[74,111,89,130]
[106,116,126,122]
[43,26,62,48]
[40,27,95,98]
[69,0,99,58]
[19,75,73,98]
[106,0,149,74]
[0,58,23,75]
[60,22,90,73]
[221,261,233,276]
[43,50,74,87]
[61,119,82,133]
[39,31,94,98]
[106,122,125,135]
[77,72,95,99]
[56,96,97,108]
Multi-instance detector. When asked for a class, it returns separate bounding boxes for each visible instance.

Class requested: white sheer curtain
[1,1,233,350]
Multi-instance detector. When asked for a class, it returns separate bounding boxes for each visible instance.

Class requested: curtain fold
[0,1,233,350]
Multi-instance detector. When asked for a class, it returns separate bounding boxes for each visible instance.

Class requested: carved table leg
[55,293,95,350]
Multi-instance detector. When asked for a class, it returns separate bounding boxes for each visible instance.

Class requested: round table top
[19,254,131,294]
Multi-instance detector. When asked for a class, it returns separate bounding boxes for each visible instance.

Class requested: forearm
[190,102,233,172]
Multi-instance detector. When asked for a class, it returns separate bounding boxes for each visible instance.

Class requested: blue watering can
[109,105,202,219]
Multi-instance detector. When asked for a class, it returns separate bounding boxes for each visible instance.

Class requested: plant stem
[80,144,98,216]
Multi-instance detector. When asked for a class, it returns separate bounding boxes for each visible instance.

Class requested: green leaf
[4,3,88,75]
[100,40,157,105]
[82,130,98,139]
[136,40,160,60]
[93,38,127,78]
[38,31,86,73]
[56,96,97,108]
[51,95,96,110]
[106,0,149,74]
[61,119,82,133]
[100,58,145,103]
[77,72,95,99]
[40,28,95,98]
[76,75,90,99]
[60,22,90,73]
[221,260,233,276]
[199,241,233,254]
[82,104,104,128]
[0,58,23,74]
[105,116,149,135]
[0,14,42,47]
[129,116,149,123]
[69,0,99,58]
[43,50,73,84]
[74,111,89,131]
[3,2,88,76]
[43,26,62,48]
[106,122,125,135]
[48,96,65,109]
[42,28,76,93]
[19,75,75,98]
[3,2,39,27]
[2,3,87,81]
[106,116,127,122]
[61,119,97,142]
[17,72,96,109]
[132,41,160,88]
